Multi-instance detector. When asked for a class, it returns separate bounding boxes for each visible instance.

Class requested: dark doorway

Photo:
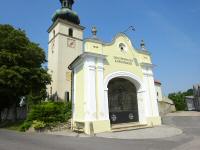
[108,78,139,124]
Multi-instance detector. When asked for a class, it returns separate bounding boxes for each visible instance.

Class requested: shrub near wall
[168,92,187,111]
[20,102,71,131]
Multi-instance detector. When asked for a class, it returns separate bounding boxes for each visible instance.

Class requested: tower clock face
[67,38,76,48]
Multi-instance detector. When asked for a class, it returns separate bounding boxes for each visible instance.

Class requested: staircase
[111,122,151,132]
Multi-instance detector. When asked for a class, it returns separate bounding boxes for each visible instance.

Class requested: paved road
[0,115,200,150]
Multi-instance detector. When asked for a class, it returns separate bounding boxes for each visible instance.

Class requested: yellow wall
[73,33,161,134]
[74,65,85,121]
[84,34,152,80]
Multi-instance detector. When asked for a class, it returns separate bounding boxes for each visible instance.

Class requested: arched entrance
[108,78,139,124]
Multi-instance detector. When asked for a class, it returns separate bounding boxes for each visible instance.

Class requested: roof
[154,80,162,85]
[52,0,80,25]
[52,8,80,24]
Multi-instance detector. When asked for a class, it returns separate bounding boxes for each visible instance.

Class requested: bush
[27,102,71,123]
[20,101,72,131]
[19,121,32,132]
[32,120,46,130]
[169,92,187,111]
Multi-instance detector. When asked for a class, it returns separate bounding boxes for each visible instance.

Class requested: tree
[0,24,51,122]
[168,89,193,111]
[183,89,193,96]
[169,92,187,111]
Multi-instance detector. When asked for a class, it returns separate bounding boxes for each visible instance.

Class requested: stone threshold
[111,122,150,132]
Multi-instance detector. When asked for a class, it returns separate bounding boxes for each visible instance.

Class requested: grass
[0,120,25,131]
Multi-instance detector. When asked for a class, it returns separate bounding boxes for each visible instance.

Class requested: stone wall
[193,85,200,111]
[1,106,27,121]
[158,97,176,116]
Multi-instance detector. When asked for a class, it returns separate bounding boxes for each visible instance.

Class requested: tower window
[63,2,67,7]
[69,28,73,37]
[65,92,70,102]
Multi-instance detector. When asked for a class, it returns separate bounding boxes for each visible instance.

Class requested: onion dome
[52,0,80,25]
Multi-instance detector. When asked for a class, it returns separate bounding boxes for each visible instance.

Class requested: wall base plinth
[84,120,111,135]
[146,116,162,126]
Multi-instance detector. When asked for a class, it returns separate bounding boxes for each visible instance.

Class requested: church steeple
[48,0,84,102]
[52,0,80,25]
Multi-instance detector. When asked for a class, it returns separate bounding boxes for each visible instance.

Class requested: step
[111,123,150,132]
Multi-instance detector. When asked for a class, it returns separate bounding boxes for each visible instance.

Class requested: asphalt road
[0,115,200,150]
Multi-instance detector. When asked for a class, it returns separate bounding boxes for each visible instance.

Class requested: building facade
[154,81,163,102]
[155,81,176,116]
[193,84,200,110]
[47,0,84,101]
[185,85,200,111]
[186,96,195,111]
[48,0,161,134]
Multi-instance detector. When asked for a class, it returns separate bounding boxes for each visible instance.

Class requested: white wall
[141,65,160,117]
[155,84,163,102]
[47,21,84,100]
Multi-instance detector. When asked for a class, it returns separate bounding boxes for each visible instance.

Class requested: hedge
[20,101,71,131]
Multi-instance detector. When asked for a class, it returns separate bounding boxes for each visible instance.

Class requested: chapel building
[47,0,161,134]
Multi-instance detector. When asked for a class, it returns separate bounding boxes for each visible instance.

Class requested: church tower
[47,0,84,101]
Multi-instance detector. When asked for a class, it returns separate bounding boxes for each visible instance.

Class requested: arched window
[69,28,73,37]
[63,1,67,7]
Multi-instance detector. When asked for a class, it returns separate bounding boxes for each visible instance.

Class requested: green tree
[183,89,193,96]
[0,24,51,122]
[168,89,193,111]
[169,92,187,111]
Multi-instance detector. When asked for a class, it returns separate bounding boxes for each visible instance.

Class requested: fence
[1,106,27,121]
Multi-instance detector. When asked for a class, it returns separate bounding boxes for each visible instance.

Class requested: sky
[0,0,200,95]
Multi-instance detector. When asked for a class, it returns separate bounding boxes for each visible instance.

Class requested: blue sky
[0,0,200,95]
